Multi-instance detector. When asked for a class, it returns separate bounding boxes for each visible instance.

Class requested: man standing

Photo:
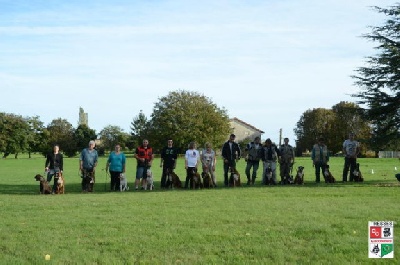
[342,133,360,182]
[245,136,262,185]
[221,134,241,186]
[261,139,280,185]
[79,140,98,192]
[279,137,295,184]
[160,139,178,189]
[134,139,154,190]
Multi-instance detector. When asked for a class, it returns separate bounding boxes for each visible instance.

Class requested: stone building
[229,117,264,142]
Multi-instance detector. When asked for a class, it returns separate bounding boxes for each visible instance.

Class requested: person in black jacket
[221,134,241,186]
[45,144,64,193]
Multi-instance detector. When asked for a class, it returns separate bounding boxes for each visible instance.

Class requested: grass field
[0,155,399,264]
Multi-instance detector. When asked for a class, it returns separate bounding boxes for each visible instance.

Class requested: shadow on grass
[0,179,398,195]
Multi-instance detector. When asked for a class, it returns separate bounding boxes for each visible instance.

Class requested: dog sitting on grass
[323,165,336,183]
[229,167,241,187]
[353,163,364,182]
[145,169,154,190]
[119,173,129,191]
[55,172,65,194]
[167,171,182,189]
[294,166,304,185]
[34,174,52,194]
[201,171,213,188]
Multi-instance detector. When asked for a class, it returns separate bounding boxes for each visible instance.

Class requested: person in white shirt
[342,132,360,182]
[184,142,200,189]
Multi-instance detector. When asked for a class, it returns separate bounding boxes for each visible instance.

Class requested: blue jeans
[136,166,148,180]
[245,160,260,181]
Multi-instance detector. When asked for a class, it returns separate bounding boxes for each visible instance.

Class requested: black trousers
[343,157,357,181]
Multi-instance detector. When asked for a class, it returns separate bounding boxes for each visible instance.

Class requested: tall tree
[99,125,128,151]
[130,110,150,148]
[26,116,49,158]
[0,113,30,158]
[47,118,76,157]
[74,124,97,152]
[352,4,400,152]
[150,90,231,152]
[331,101,371,153]
[294,108,335,153]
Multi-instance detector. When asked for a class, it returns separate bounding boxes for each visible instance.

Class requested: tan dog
[168,171,182,189]
[229,167,241,187]
[294,166,304,185]
[55,172,65,194]
[34,174,52,194]
[323,165,336,183]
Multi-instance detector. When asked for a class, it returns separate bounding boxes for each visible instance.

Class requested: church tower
[79,107,88,126]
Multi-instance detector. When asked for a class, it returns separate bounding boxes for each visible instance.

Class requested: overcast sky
[0,0,395,145]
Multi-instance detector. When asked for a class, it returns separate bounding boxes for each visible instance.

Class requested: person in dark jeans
[221,134,241,186]
[342,133,360,182]
[45,144,64,194]
[160,139,178,188]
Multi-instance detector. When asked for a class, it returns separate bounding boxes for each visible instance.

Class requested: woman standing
[45,144,64,194]
[106,144,126,191]
[201,142,217,187]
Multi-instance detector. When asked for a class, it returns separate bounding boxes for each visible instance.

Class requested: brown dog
[323,165,336,183]
[353,163,364,182]
[190,171,203,189]
[294,166,304,185]
[201,172,213,188]
[34,174,52,194]
[82,170,95,192]
[55,172,65,194]
[166,170,182,189]
[229,167,241,187]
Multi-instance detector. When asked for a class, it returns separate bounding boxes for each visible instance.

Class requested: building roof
[230,117,265,134]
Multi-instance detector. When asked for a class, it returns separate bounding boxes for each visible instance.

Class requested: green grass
[0,155,399,264]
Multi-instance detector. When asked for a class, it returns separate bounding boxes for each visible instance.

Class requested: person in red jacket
[134,139,154,190]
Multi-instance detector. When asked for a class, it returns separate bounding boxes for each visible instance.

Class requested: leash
[103,168,108,192]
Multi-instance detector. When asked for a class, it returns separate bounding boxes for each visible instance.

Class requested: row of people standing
[234,134,296,185]
[44,132,360,192]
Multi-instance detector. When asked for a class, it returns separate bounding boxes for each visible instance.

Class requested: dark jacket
[222,141,241,161]
[45,153,63,171]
